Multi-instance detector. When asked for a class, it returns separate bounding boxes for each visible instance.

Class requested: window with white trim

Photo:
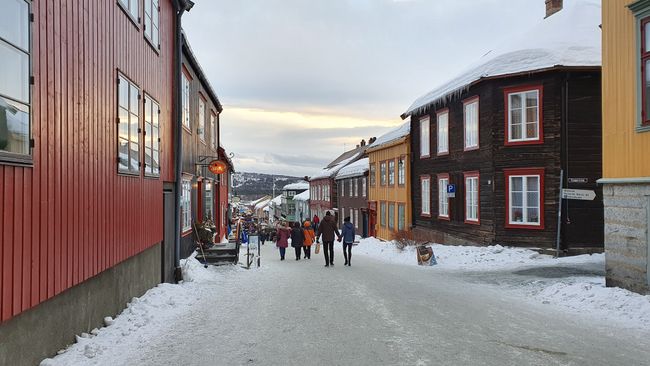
[198,98,205,142]
[508,174,541,226]
[380,202,387,227]
[398,204,405,231]
[398,156,405,185]
[388,203,395,230]
[349,178,353,196]
[118,0,139,21]
[349,208,353,227]
[144,0,160,49]
[420,116,430,157]
[340,181,345,197]
[210,113,217,150]
[464,99,479,150]
[117,74,140,174]
[143,94,160,177]
[388,160,395,185]
[437,110,449,154]
[181,73,190,129]
[204,182,213,220]
[380,162,387,185]
[438,177,449,218]
[465,174,479,222]
[421,177,431,216]
[181,177,192,232]
[362,177,367,197]
[507,89,540,143]
[354,178,358,197]
[354,209,359,229]
[0,0,31,161]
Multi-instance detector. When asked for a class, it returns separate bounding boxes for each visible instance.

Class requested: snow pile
[283,181,309,191]
[403,0,601,117]
[336,158,369,180]
[367,120,410,151]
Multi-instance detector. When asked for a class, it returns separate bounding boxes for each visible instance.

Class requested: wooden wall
[368,139,411,241]
[602,0,650,178]
[0,0,175,323]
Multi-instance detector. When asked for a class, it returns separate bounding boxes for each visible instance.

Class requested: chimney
[360,139,366,147]
[369,137,377,144]
[545,0,562,18]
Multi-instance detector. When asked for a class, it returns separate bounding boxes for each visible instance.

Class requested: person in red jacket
[276,222,291,261]
[312,214,320,242]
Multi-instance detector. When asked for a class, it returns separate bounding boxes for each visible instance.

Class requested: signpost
[561,189,596,201]
[447,184,456,198]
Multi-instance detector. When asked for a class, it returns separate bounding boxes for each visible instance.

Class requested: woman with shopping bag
[302,221,316,259]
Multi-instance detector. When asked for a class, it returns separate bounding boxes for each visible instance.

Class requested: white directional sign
[561,189,596,201]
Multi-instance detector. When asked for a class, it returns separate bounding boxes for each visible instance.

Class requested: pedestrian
[290,222,304,260]
[276,222,291,261]
[260,230,267,246]
[317,211,341,267]
[302,220,316,259]
[312,214,320,240]
[340,216,355,266]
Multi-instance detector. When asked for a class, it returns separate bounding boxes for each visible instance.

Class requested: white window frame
[181,177,192,232]
[354,178,358,197]
[349,178,353,196]
[181,73,190,129]
[380,202,387,227]
[438,177,449,218]
[117,74,140,175]
[398,156,405,185]
[198,97,206,142]
[144,0,160,49]
[380,162,387,186]
[362,177,367,197]
[421,177,431,216]
[506,89,541,143]
[210,112,217,150]
[118,0,139,21]
[508,174,541,226]
[464,174,479,223]
[143,93,160,177]
[388,160,395,185]
[463,98,479,150]
[420,116,430,158]
[437,110,449,155]
[398,204,405,231]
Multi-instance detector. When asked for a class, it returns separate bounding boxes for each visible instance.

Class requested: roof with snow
[367,121,410,152]
[402,0,601,118]
[310,151,364,180]
[254,199,271,210]
[270,194,283,206]
[283,181,309,191]
[336,158,369,180]
[293,189,310,202]
[250,196,271,207]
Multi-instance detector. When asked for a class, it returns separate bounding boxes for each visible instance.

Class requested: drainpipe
[173,0,194,282]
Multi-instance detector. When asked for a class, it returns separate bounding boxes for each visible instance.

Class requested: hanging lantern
[208,160,227,175]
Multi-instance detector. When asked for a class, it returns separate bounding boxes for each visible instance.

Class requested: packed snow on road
[41,238,650,366]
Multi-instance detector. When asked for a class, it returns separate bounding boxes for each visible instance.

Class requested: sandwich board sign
[561,189,596,201]
[447,184,456,198]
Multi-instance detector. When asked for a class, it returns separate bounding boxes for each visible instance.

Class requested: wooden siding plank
[3,169,14,321]
[46,0,56,299]
[13,169,24,316]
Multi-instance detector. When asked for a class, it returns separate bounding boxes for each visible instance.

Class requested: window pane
[511,208,523,222]
[525,91,538,107]
[645,60,650,118]
[525,106,537,123]
[645,22,650,53]
[129,0,139,18]
[118,107,129,139]
[0,0,29,51]
[145,147,152,174]
[527,208,539,223]
[0,41,29,104]
[510,94,522,109]
[526,192,539,207]
[512,191,523,207]
[130,141,139,172]
[153,126,159,151]
[118,138,129,171]
[511,177,523,191]
[119,80,129,108]
[526,176,539,191]
[129,85,139,114]
[0,97,29,154]
[129,113,138,142]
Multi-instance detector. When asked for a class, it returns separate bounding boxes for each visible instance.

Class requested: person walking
[302,221,316,259]
[260,230,267,246]
[290,222,304,260]
[276,222,291,261]
[312,214,320,241]
[317,211,341,267]
[340,216,355,266]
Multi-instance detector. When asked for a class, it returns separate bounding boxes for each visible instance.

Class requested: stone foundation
[602,183,650,294]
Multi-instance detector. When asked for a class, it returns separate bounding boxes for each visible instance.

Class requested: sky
[182,0,545,177]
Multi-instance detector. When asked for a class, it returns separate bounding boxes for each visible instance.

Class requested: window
[438,174,449,219]
[117,74,140,174]
[349,208,353,227]
[181,177,192,232]
[354,178,358,197]
[388,203,395,230]
[437,109,449,155]
[0,0,31,160]
[118,0,139,21]
[143,94,160,177]
[204,182,213,220]
[398,204,405,231]
[144,0,160,49]
[370,163,376,186]
[463,97,479,150]
[380,202,387,227]
[198,97,206,142]
[210,113,217,150]
[355,209,359,230]
[181,72,190,129]
[349,178,353,196]
[505,168,544,229]
[340,181,345,197]
[420,116,430,158]
[641,17,650,127]
[420,176,431,216]
[464,172,479,223]
[380,162,387,185]
[398,156,406,186]
[388,160,395,185]
[362,177,367,197]
[340,207,345,225]
[505,86,542,144]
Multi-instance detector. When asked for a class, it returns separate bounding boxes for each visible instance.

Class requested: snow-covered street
[43,241,650,366]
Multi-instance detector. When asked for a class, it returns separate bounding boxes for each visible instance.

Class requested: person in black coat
[290,221,304,260]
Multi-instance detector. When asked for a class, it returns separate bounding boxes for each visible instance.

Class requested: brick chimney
[360,139,366,147]
[545,0,562,18]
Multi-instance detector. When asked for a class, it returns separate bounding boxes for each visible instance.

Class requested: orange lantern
[208,160,227,174]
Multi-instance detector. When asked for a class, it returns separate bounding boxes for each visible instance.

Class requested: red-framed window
[504,168,545,230]
[504,85,544,145]
[436,108,449,155]
[463,171,480,224]
[420,116,431,158]
[420,175,431,217]
[463,96,479,151]
[437,173,450,220]
[641,17,650,126]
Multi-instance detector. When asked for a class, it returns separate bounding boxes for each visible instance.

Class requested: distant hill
[233,172,305,201]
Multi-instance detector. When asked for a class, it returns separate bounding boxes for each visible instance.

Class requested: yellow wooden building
[600,0,650,293]
[367,122,411,241]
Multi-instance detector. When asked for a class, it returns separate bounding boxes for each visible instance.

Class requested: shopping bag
[315,242,321,254]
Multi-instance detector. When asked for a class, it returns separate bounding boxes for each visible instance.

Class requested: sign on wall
[561,189,596,201]
[447,184,456,198]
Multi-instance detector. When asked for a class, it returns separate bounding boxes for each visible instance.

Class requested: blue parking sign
[447,184,456,194]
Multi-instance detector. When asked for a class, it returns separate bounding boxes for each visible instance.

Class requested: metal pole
[257,240,261,267]
[173,3,186,282]
[555,169,564,258]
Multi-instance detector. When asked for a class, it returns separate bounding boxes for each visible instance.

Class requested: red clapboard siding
[0,0,175,323]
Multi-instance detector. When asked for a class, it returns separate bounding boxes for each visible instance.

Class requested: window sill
[420,154,431,159]
[420,213,431,218]
[438,215,450,221]
[144,174,160,180]
[636,124,650,133]
[463,146,479,152]
[182,125,192,134]
[181,229,193,237]
[505,139,544,146]
[464,219,480,225]
[144,35,160,55]
[118,170,141,178]
[0,152,33,167]
[505,223,544,230]
[437,151,449,157]
[117,1,141,30]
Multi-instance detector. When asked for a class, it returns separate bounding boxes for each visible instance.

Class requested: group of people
[274,211,356,267]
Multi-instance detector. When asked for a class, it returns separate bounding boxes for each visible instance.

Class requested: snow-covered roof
[254,199,271,210]
[271,194,283,205]
[283,181,309,191]
[311,152,363,180]
[293,189,310,202]
[250,196,270,207]
[403,0,601,117]
[367,121,410,151]
[336,158,369,180]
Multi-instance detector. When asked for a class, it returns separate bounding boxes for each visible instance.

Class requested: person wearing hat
[302,220,316,259]
[317,211,342,267]
[340,216,356,266]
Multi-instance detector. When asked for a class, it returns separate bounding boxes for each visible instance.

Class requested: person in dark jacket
[276,222,291,261]
[340,216,355,266]
[317,211,342,267]
[290,222,304,260]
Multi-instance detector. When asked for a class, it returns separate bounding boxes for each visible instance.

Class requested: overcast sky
[182,0,545,177]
